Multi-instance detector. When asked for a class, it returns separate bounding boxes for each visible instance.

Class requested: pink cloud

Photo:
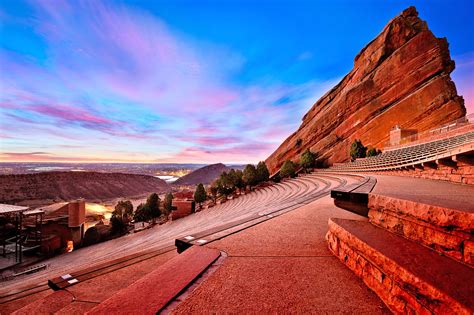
[452,52,474,115]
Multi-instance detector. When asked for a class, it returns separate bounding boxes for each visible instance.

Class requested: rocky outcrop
[173,163,229,186]
[0,171,170,205]
[266,6,466,174]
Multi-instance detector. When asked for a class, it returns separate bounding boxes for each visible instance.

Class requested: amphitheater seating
[330,130,474,172]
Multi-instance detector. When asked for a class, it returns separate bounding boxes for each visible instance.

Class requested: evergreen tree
[194,183,207,208]
[209,182,219,203]
[110,214,127,235]
[133,203,149,223]
[256,161,270,183]
[113,200,133,223]
[218,171,234,197]
[242,164,258,188]
[366,148,382,157]
[350,139,367,161]
[280,160,296,178]
[163,193,174,216]
[300,149,316,172]
[234,169,245,193]
[145,193,161,223]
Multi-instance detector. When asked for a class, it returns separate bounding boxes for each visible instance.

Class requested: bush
[367,147,382,157]
[300,149,316,171]
[146,193,161,221]
[133,203,150,222]
[163,193,174,216]
[242,164,258,188]
[113,200,133,223]
[194,183,207,207]
[110,214,127,235]
[83,225,111,246]
[280,160,296,178]
[350,139,367,161]
[256,161,270,183]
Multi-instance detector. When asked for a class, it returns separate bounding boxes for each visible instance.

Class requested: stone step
[326,218,474,314]
[368,194,473,265]
[330,176,376,216]
[86,246,221,315]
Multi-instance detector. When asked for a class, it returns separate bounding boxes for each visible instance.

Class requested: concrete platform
[172,196,390,313]
[327,218,474,314]
[371,174,474,213]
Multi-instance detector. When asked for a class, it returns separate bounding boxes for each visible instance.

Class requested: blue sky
[1,0,473,163]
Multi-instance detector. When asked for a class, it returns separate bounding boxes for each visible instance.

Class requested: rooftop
[0,204,29,215]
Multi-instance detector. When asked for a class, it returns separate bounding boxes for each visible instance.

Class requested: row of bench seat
[330,131,474,171]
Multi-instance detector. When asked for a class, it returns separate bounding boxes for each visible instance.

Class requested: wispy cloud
[452,51,474,115]
[0,1,340,163]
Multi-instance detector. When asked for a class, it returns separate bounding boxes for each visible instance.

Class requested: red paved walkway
[172,195,390,313]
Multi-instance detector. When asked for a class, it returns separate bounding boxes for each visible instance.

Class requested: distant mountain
[173,163,229,186]
[0,171,170,205]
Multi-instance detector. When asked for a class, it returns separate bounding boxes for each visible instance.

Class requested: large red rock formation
[266,7,466,174]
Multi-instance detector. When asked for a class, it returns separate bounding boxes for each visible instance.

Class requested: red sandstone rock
[327,218,474,314]
[368,194,473,265]
[266,6,465,174]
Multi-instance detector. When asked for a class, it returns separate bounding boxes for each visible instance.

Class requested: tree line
[110,192,174,235]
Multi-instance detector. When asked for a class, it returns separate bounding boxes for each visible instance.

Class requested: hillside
[266,7,466,174]
[173,163,229,186]
[0,171,170,205]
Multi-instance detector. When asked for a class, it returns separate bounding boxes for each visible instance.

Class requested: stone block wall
[326,219,471,314]
[375,161,474,185]
[368,194,473,266]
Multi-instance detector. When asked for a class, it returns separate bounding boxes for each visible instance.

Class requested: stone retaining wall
[375,161,474,185]
[326,219,471,314]
[368,194,473,266]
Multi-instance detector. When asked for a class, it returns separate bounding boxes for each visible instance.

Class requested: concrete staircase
[327,193,474,314]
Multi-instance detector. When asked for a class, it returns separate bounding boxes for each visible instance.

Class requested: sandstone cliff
[266,7,466,174]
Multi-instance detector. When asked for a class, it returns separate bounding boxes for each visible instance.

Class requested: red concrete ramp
[11,290,73,315]
[86,246,220,315]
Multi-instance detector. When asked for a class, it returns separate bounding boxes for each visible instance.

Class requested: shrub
[242,164,258,188]
[194,183,207,207]
[133,203,150,222]
[146,193,161,221]
[350,139,367,161]
[113,200,133,223]
[367,147,382,157]
[280,160,296,178]
[110,214,127,235]
[300,149,316,171]
[256,161,270,183]
[163,192,174,216]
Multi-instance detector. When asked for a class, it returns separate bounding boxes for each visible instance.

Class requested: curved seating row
[0,173,363,295]
[330,131,474,172]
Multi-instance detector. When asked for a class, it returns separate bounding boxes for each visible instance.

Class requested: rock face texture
[266,7,466,174]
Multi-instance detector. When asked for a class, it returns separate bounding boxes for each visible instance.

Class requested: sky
[1,0,473,164]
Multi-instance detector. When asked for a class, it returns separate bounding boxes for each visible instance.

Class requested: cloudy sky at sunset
[1,0,473,163]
